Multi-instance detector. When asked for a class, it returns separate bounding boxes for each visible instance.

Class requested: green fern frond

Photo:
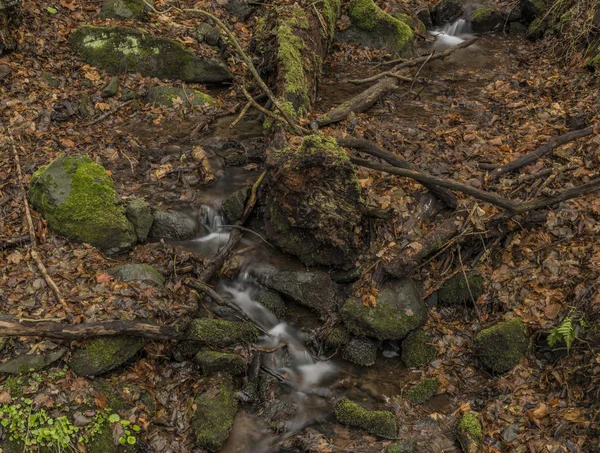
[547,316,575,352]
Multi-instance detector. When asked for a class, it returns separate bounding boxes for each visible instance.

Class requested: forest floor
[1,0,599,452]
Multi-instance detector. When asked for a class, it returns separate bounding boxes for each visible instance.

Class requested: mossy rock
[29,156,137,254]
[221,186,249,223]
[186,318,259,347]
[69,336,144,376]
[345,0,413,56]
[474,318,528,373]
[108,263,165,286]
[145,85,216,107]
[401,329,436,368]
[323,325,351,350]
[438,273,484,306]
[431,0,463,26]
[341,279,426,341]
[149,210,205,240]
[520,0,545,24]
[100,0,151,20]
[0,348,67,374]
[125,198,152,242]
[341,336,377,366]
[191,373,238,451]
[70,26,231,83]
[254,287,287,318]
[471,6,503,33]
[101,76,119,98]
[406,377,439,404]
[457,413,483,453]
[195,350,247,375]
[386,439,417,453]
[265,135,364,269]
[334,398,397,438]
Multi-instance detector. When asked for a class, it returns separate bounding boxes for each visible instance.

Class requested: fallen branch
[0,319,184,340]
[83,100,133,127]
[337,137,457,209]
[486,126,594,181]
[0,235,30,250]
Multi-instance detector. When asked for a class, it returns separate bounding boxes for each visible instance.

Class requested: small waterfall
[441,18,468,36]
[430,18,471,48]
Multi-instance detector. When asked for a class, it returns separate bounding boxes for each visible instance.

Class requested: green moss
[334,398,398,438]
[471,6,495,22]
[320,0,342,41]
[438,273,484,306]
[194,351,247,375]
[324,326,351,349]
[474,318,528,373]
[69,336,144,376]
[146,85,216,107]
[186,319,259,347]
[406,377,439,404]
[457,413,482,441]
[401,329,436,368]
[385,439,417,453]
[586,53,600,71]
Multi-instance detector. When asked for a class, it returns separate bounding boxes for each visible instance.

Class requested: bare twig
[83,100,133,127]
[231,101,252,129]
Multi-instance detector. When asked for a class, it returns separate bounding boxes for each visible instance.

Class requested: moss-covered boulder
[406,377,439,404]
[386,439,417,453]
[70,26,231,83]
[471,6,503,33]
[341,279,426,341]
[457,413,483,453]
[323,325,351,350]
[145,85,216,107]
[221,186,249,223]
[438,273,484,306]
[255,287,287,318]
[100,0,150,20]
[108,263,165,286]
[334,398,397,438]
[344,0,413,56]
[401,328,436,368]
[341,336,378,366]
[432,0,463,26]
[191,373,238,451]
[125,198,152,242]
[259,269,339,314]
[29,156,137,254]
[101,75,119,98]
[186,318,259,347]
[69,336,144,376]
[474,318,528,373]
[264,135,364,269]
[195,350,247,375]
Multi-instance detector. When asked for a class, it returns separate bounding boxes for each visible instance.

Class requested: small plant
[547,315,588,353]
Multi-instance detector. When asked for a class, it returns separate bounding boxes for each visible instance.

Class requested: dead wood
[0,235,30,250]
[338,137,457,209]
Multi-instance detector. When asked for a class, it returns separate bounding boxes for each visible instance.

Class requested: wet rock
[221,186,249,223]
[457,413,483,453]
[255,287,287,318]
[471,6,503,33]
[431,0,463,26]
[108,263,165,286]
[101,76,119,98]
[29,156,137,254]
[264,135,364,269]
[195,350,246,375]
[197,22,221,46]
[438,273,484,306]
[69,336,144,376]
[386,439,417,453]
[416,8,433,28]
[145,85,216,107]
[258,270,339,314]
[263,400,297,432]
[323,325,351,350]
[340,0,413,56]
[341,337,377,367]
[474,318,528,373]
[125,198,153,242]
[217,146,247,166]
[100,0,150,20]
[149,210,205,240]
[0,348,66,374]
[334,398,397,438]
[341,279,426,341]
[186,318,259,347]
[401,328,436,368]
[331,267,361,284]
[70,26,231,83]
[0,64,11,80]
[407,377,439,404]
[191,373,238,452]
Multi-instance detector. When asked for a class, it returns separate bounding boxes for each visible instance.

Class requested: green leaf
[108,414,120,423]
[47,6,58,14]
[127,436,137,445]
[132,424,141,432]
[119,436,126,445]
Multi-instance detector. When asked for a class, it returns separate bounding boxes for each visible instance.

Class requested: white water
[430,18,471,49]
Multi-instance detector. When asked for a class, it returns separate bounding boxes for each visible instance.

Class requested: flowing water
[430,18,471,49]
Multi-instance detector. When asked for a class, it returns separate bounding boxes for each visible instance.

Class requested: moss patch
[334,398,397,438]
[186,318,259,347]
[69,336,144,376]
[474,318,528,373]
[438,273,484,306]
[100,0,150,20]
[145,85,216,107]
[406,377,439,404]
[323,326,351,350]
[457,413,483,453]
[194,350,247,375]
[401,329,436,368]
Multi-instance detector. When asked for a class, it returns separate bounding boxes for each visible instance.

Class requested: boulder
[194,350,247,375]
[406,377,439,404]
[108,263,165,286]
[438,273,484,306]
[342,0,413,56]
[149,210,205,240]
[474,318,528,373]
[197,23,221,46]
[416,8,433,28]
[520,0,545,24]
[29,156,137,254]
[125,198,153,242]
[341,337,378,366]
[69,336,144,376]
[221,186,249,223]
[258,269,339,314]
[334,398,397,438]
[323,326,351,350]
[191,373,238,452]
[101,75,119,98]
[0,348,66,374]
[186,318,259,347]
[70,26,231,83]
[264,135,364,269]
[431,0,463,26]
[254,287,287,318]
[457,413,483,453]
[471,6,503,33]
[100,0,150,20]
[401,328,436,368]
[145,85,216,107]
[341,279,426,341]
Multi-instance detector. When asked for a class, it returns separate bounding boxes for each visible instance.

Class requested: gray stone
[219,0,253,19]
[146,85,216,107]
[341,337,377,366]
[0,348,66,374]
[120,88,139,101]
[125,198,153,242]
[471,6,504,33]
[416,8,433,28]
[502,423,521,443]
[255,287,286,318]
[432,0,463,26]
[221,186,249,223]
[70,26,231,83]
[0,64,10,80]
[69,336,144,376]
[197,23,221,46]
[101,76,119,98]
[341,279,426,341]
[108,263,165,286]
[194,350,246,375]
[149,210,205,240]
[100,0,150,20]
